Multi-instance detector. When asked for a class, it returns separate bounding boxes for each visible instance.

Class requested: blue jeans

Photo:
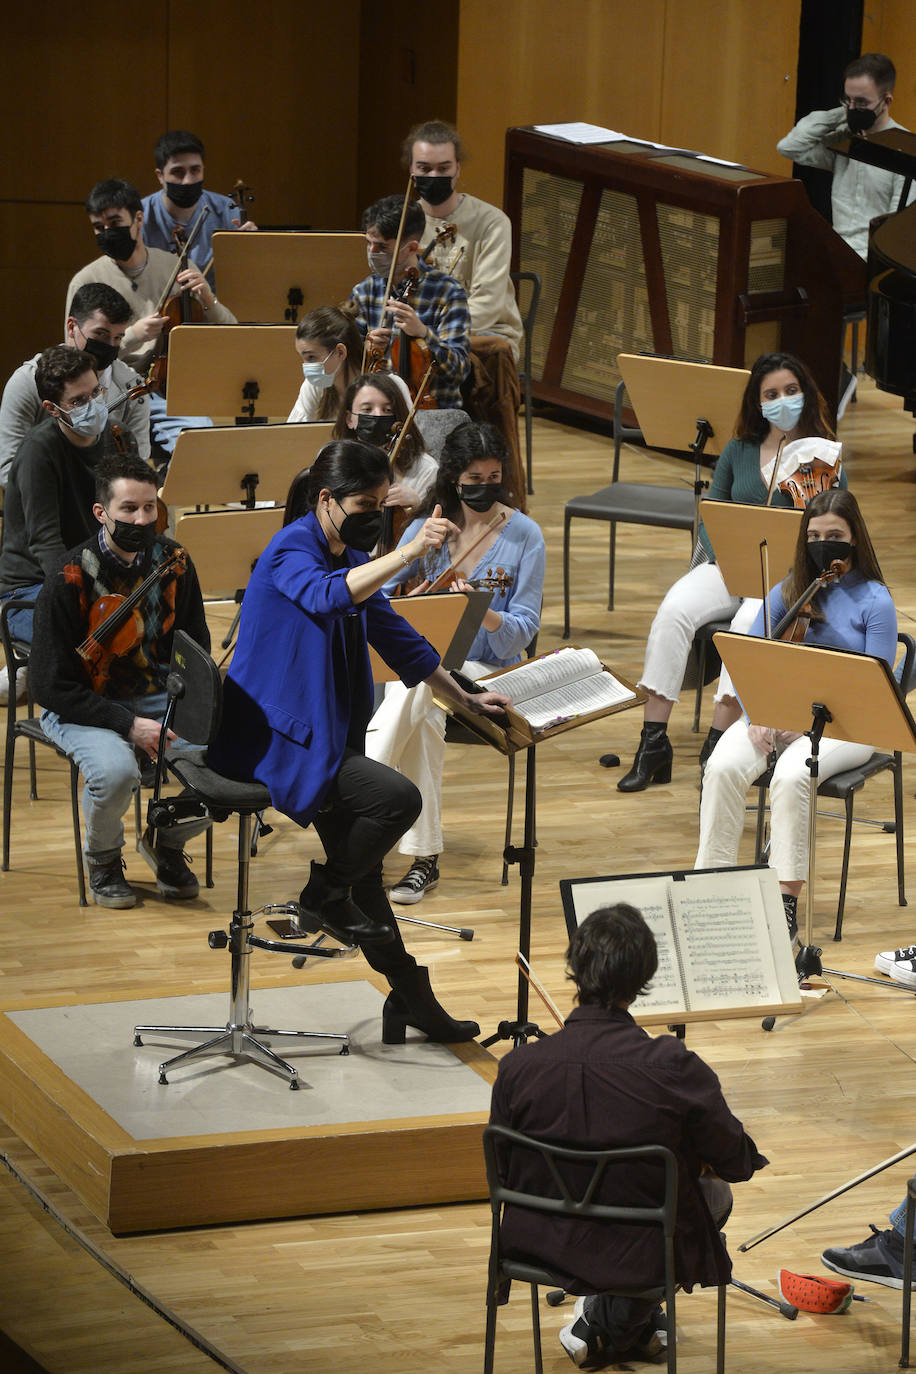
[0,582,43,644]
[40,690,205,860]
[148,392,213,456]
[891,1200,909,1236]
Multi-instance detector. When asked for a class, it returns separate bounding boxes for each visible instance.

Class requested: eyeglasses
[59,384,104,411]
[840,94,884,111]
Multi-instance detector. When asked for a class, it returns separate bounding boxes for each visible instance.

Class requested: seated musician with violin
[0,346,135,650]
[0,283,150,488]
[696,489,896,943]
[349,194,471,411]
[331,372,438,524]
[141,129,257,281]
[288,306,365,424]
[66,178,236,459]
[366,420,544,904]
[30,451,210,910]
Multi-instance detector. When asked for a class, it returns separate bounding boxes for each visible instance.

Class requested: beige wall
[862,0,916,126]
[456,0,802,206]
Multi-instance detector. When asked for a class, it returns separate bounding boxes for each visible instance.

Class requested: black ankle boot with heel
[617,723,673,793]
[382,966,480,1045]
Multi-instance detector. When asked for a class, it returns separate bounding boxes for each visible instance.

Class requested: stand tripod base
[133,1017,350,1090]
[480,1019,547,1049]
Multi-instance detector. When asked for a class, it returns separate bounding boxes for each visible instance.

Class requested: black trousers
[312,747,421,981]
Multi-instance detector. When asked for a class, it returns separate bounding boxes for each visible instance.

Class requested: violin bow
[361,170,416,370]
[425,510,507,593]
[516,952,565,1029]
[764,434,785,505]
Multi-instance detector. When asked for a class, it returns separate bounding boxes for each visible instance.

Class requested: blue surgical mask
[58,394,108,439]
[301,350,341,390]
[761,392,805,433]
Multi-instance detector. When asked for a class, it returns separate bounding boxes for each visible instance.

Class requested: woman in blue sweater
[366,421,545,903]
[696,489,896,938]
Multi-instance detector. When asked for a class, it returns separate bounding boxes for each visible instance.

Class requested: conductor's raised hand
[405,504,458,560]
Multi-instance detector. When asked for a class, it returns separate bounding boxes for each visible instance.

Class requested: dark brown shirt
[489,1004,767,1292]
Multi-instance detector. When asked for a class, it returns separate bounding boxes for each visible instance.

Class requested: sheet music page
[534,122,629,144]
[569,877,686,1013]
[672,871,782,1009]
[489,648,636,729]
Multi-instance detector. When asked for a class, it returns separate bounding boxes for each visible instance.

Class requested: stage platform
[0,979,496,1234]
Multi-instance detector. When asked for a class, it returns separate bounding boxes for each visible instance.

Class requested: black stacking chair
[132,631,357,1090]
[482,1125,726,1374]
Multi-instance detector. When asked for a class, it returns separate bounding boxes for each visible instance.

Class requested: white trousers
[365,660,488,858]
[695,719,873,882]
[640,563,742,704]
[714,596,761,703]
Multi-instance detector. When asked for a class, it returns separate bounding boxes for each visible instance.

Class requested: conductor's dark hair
[85,178,142,218]
[567,904,658,1009]
[845,53,896,92]
[362,194,426,242]
[94,453,158,506]
[402,119,467,167]
[782,488,885,617]
[35,346,98,405]
[155,130,205,169]
[422,420,511,527]
[735,352,834,445]
[283,440,391,525]
[69,282,131,327]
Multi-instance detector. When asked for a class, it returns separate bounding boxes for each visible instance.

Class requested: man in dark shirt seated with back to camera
[490,904,767,1368]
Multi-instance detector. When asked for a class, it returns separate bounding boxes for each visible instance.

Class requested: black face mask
[846,105,880,134]
[413,175,453,206]
[458,482,502,512]
[353,413,396,446]
[80,336,120,370]
[808,539,854,574]
[165,179,205,209]
[107,517,158,555]
[331,506,385,553]
[95,224,136,262]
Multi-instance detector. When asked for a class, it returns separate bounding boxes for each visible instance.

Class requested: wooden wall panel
[659,0,802,175]
[456,0,667,207]
[862,0,916,127]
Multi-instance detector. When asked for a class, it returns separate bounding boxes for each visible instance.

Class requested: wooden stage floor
[1,378,915,1371]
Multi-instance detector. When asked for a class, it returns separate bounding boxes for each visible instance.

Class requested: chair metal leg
[205,822,214,887]
[716,1282,726,1374]
[523,376,534,495]
[608,522,617,612]
[69,761,87,906]
[530,1284,544,1374]
[894,751,906,909]
[562,513,572,639]
[693,637,707,733]
[832,791,855,942]
[2,727,14,873]
[483,1288,498,1374]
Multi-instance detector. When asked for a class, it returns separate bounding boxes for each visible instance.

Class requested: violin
[778,458,844,509]
[365,267,437,408]
[77,548,185,693]
[200,179,256,279]
[376,356,440,557]
[144,205,212,396]
[771,559,848,642]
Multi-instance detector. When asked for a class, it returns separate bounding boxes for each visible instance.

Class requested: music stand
[715,633,916,974]
[175,508,285,602]
[166,324,300,422]
[162,422,333,508]
[367,593,490,683]
[211,232,366,323]
[699,502,803,598]
[617,355,749,541]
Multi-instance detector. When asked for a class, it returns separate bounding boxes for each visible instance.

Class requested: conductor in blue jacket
[209,439,507,1044]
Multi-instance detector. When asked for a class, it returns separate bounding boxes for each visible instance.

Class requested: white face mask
[761,392,805,433]
[57,394,108,438]
[301,350,341,390]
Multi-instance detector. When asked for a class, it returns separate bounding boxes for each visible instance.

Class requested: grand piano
[837,127,916,425]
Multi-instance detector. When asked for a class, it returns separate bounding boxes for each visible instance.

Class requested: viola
[777,457,844,509]
[77,548,185,693]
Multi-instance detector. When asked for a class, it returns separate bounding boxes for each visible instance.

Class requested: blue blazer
[209,512,439,826]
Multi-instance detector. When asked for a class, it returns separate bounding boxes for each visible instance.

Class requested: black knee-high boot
[617,722,673,792]
[699,725,724,771]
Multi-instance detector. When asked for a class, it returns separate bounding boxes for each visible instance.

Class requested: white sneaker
[875,947,916,987]
[837,366,857,421]
[0,664,27,704]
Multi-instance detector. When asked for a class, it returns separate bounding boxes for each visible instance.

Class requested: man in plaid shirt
[348,193,470,410]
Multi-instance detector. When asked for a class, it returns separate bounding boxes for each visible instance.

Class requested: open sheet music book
[433,647,644,754]
[560,867,802,1023]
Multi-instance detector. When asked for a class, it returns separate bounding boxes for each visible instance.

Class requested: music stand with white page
[715,632,916,989]
[617,354,749,540]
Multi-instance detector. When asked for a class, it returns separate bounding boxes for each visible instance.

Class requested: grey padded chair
[414,408,470,460]
[482,1124,725,1374]
[563,379,696,638]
